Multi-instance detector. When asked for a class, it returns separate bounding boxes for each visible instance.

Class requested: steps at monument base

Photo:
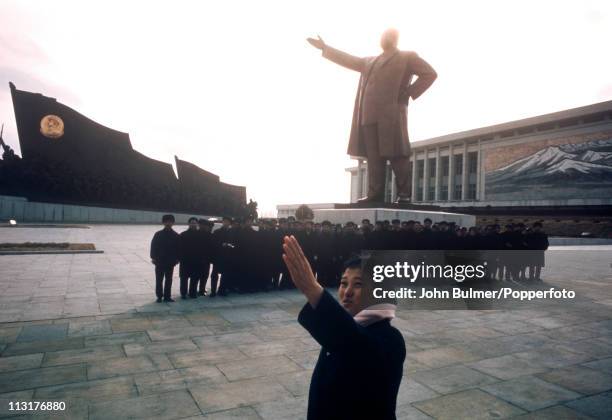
[314,207,475,227]
[333,202,442,211]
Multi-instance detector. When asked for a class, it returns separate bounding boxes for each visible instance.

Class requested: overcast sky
[1,0,611,216]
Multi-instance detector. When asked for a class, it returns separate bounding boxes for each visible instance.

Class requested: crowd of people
[149,214,549,302]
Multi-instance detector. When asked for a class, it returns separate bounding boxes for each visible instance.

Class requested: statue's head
[380,28,399,52]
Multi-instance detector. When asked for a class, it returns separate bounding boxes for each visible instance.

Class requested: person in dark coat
[271,218,285,289]
[500,224,515,281]
[420,218,436,250]
[235,216,259,292]
[315,220,337,287]
[282,236,405,420]
[335,222,365,280]
[360,218,373,247]
[464,227,480,250]
[512,223,529,282]
[210,216,233,296]
[301,221,318,268]
[197,219,214,296]
[364,220,385,250]
[484,224,503,281]
[256,220,276,292]
[400,220,418,250]
[526,222,549,281]
[279,218,296,289]
[179,217,202,299]
[388,219,403,250]
[150,214,180,302]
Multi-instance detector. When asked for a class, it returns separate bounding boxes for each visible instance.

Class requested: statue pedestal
[313,203,475,227]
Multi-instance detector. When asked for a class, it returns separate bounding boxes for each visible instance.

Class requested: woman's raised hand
[282,235,323,307]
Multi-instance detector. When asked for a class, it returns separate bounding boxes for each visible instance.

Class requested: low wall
[549,237,612,246]
[0,196,215,224]
[313,208,476,227]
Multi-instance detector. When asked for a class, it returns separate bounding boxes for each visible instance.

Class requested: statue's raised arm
[306,35,366,73]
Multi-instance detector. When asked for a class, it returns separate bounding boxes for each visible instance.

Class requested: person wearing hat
[315,220,336,287]
[525,222,548,281]
[235,215,258,292]
[179,217,203,299]
[150,214,180,302]
[334,222,365,282]
[197,219,214,296]
[211,216,233,296]
[282,236,405,420]
[278,218,295,289]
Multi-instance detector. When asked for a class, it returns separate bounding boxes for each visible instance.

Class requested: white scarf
[353,303,396,327]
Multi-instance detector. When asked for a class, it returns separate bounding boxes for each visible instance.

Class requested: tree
[295,204,314,222]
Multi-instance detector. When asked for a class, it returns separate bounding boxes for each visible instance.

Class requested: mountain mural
[486,137,612,200]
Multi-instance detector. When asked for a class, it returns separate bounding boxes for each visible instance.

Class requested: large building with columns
[347,100,612,208]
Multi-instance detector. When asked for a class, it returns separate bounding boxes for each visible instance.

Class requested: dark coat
[298,291,405,420]
[525,231,549,267]
[364,229,385,250]
[198,229,213,263]
[150,227,180,268]
[315,231,336,263]
[179,228,205,264]
[211,226,232,268]
[335,231,365,262]
[298,230,318,263]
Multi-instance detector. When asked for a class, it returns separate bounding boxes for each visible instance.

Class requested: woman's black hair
[343,255,362,271]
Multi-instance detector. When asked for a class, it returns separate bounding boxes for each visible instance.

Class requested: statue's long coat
[322,46,437,158]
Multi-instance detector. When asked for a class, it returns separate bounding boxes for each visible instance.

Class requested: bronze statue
[308,29,437,203]
[0,124,19,162]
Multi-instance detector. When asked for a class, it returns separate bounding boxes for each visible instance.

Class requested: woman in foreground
[282,235,406,420]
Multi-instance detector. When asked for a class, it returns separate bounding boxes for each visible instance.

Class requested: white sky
[1,0,611,216]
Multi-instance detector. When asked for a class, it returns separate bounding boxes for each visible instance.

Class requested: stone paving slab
[0,353,43,373]
[216,355,302,382]
[16,324,68,342]
[0,226,610,418]
[124,338,199,356]
[1,337,84,357]
[42,345,124,367]
[513,405,593,419]
[0,364,86,393]
[33,376,137,404]
[89,389,201,420]
[189,377,294,414]
[413,388,526,419]
[468,354,549,380]
[253,396,308,420]
[87,354,173,380]
[411,365,500,394]
[67,320,112,337]
[202,407,261,419]
[481,376,581,411]
[565,393,612,419]
[536,365,612,395]
[169,346,248,368]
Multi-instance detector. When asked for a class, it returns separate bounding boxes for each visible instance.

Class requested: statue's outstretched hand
[283,235,323,307]
[306,35,325,50]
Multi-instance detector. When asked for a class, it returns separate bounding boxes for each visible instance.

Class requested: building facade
[347,100,612,208]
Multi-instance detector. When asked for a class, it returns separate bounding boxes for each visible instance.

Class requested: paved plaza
[0,225,611,419]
